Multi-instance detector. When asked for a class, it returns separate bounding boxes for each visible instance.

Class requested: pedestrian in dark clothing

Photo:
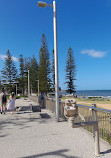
[0,89,7,114]
[38,92,44,107]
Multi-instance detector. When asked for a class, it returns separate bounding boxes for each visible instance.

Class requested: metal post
[92,104,95,138]
[38,80,39,96]
[92,104,100,156]
[53,0,59,122]
[31,85,32,94]
[22,88,23,95]
[16,84,17,96]
[28,70,30,98]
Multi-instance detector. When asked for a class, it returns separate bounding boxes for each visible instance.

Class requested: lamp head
[37,1,47,8]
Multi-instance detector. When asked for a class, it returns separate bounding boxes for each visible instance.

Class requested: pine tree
[19,54,25,95]
[23,56,38,94]
[24,57,31,71]
[38,34,51,92]
[30,55,38,93]
[1,49,18,92]
[24,57,31,94]
[65,47,76,94]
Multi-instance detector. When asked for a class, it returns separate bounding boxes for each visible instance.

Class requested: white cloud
[81,49,107,58]
[0,54,7,60]
[12,56,18,62]
[0,54,18,62]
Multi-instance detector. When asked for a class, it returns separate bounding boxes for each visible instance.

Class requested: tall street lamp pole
[13,81,19,96]
[37,1,59,122]
[53,1,59,122]
[16,84,17,96]
[28,70,30,98]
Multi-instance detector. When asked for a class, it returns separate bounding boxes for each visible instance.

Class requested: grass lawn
[62,97,111,104]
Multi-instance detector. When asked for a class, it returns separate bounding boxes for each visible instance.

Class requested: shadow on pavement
[0,134,8,137]
[22,149,80,158]
[40,113,51,119]
[0,111,54,136]
[101,148,111,155]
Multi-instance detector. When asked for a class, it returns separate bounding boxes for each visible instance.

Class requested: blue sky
[0,0,111,90]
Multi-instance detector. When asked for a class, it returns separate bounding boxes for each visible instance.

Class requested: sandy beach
[77,101,111,110]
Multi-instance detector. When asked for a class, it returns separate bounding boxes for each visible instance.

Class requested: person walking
[7,92,15,114]
[38,92,45,107]
[0,89,7,114]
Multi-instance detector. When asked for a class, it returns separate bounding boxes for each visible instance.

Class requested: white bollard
[68,117,74,128]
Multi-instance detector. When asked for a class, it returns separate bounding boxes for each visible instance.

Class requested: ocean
[60,90,111,97]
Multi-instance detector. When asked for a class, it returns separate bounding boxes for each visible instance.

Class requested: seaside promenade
[0,98,111,158]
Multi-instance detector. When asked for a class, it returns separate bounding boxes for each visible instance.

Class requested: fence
[45,98,111,144]
[45,98,65,117]
[76,104,111,144]
[29,96,111,144]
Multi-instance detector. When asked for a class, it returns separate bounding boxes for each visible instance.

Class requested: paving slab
[0,98,111,158]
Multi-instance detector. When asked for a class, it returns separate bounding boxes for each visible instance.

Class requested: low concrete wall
[30,95,65,118]
[30,95,38,103]
[46,98,65,118]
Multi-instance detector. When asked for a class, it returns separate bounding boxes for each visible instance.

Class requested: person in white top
[7,92,15,114]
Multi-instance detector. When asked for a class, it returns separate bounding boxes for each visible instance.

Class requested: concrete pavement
[0,98,111,158]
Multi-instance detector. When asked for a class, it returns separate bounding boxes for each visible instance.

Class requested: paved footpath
[0,98,111,158]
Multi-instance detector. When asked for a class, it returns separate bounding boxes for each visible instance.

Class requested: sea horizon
[61,89,111,91]
[60,90,111,97]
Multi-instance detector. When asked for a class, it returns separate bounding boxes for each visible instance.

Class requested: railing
[76,104,111,144]
[45,98,111,145]
[30,96,111,144]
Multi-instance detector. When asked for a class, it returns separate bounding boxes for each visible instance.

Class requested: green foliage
[38,34,51,92]
[65,47,76,94]
[18,55,38,94]
[19,54,25,94]
[19,54,25,78]
[29,55,38,93]
[1,49,18,92]
[24,57,31,71]
[23,57,31,94]
[1,34,78,95]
